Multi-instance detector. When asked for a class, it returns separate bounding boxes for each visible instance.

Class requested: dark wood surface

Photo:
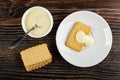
[0,0,120,80]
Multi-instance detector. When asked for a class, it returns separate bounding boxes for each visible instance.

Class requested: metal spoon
[8,24,41,49]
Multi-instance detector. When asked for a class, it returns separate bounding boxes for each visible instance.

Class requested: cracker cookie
[20,44,52,71]
[65,22,91,52]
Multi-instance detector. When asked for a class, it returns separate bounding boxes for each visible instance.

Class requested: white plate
[56,11,112,67]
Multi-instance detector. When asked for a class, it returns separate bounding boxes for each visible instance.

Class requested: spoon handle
[8,26,36,49]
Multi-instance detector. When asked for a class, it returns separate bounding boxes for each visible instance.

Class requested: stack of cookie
[20,44,52,71]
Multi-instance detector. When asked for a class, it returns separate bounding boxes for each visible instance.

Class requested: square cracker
[20,43,52,71]
[65,22,91,52]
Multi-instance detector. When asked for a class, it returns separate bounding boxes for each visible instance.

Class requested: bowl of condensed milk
[22,6,53,38]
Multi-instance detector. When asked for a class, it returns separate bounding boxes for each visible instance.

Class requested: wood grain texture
[0,0,120,80]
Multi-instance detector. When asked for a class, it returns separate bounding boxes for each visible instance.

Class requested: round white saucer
[56,11,112,67]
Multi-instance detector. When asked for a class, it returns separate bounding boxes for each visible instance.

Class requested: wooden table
[0,0,120,80]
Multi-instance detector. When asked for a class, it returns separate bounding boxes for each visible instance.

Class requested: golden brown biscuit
[65,22,91,52]
[20,44,52,71]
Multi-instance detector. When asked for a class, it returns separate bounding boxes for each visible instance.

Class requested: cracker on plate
[65,22,91,52]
